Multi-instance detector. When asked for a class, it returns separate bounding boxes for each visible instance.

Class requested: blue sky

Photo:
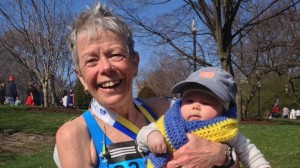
[73,0,182,68]
[74,0,98,12]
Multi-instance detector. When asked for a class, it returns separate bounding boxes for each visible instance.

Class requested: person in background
[31,82,41,106]
[271,104,280,118]
[5,75,18,106]
[0,83,5,105]
[266,104,273,118]
[25,82,34,107]
[290,108,296,119]
[282,106,289,118]
[296,109,300,120]
[61,90,68,108]
[68,89,75,108]
[54,3,236,168]
[137,67,270,168]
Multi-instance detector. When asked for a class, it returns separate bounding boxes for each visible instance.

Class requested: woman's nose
[98,56,113,74]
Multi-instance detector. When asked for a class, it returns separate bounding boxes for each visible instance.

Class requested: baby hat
[171,67,237,110]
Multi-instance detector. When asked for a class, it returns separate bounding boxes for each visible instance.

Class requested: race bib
[103,141,146,168]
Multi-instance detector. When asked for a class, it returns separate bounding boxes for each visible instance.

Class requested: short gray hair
[69,3,135,72]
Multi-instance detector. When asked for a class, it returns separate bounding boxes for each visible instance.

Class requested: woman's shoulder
[56,116,88,142]
[138,97,170,117]
[55,115,97,167]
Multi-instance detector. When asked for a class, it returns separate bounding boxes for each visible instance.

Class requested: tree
[233,5,300,118]
[136,54,190,97]
[110,0,298,70]
[110,0,300,120]
[0,0,76,107]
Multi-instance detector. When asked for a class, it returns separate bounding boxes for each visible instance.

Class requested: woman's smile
[98,79,122,88]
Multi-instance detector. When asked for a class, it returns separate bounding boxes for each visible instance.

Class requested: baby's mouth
[189,114,201,121]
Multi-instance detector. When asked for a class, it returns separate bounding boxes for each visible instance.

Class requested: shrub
[138,87,157,98]
[74,79,92,110]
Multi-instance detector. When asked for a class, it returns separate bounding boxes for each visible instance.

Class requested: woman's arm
[55,118,94,168]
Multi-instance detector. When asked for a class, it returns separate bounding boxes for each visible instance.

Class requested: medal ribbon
[90,98,157,139]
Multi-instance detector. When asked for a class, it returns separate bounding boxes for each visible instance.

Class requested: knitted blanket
[147,99,238,168]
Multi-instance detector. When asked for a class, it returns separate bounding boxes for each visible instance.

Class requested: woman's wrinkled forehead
[77,26,115,42]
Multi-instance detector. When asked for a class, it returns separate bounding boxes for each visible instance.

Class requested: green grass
[238,121,300,168]
[0,106,81,168]
[0,106,80,135]
[0,106,299,168]
[1,150,56,168]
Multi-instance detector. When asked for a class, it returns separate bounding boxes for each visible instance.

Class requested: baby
[137,67,270,168]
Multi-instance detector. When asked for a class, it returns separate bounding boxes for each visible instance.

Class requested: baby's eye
[202,100,215,106]
[184,99,195,104]
[201,101,211,105]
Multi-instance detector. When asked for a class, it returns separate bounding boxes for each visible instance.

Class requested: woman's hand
[166,133,227,168]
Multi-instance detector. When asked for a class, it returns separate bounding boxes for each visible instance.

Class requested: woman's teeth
[100,80,121,88]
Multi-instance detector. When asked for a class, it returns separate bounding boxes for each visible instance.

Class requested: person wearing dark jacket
[31,82,41,106]
[5,75,18,105]
[0,83,5,104]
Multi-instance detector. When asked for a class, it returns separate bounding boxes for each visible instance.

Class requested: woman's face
[75,29,139,109]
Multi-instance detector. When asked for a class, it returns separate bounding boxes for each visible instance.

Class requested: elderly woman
[54,3,235,168]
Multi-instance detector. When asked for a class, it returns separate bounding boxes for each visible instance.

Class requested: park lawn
[0,106,300,168]
[0,106,81,135]
[238,121,300,168]
[0,106,81,168]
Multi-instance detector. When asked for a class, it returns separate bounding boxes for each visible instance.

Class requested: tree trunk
[42,80,48,108]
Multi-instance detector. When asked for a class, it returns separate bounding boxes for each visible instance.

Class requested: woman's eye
[109,53,127,62]
[85,59,98,67]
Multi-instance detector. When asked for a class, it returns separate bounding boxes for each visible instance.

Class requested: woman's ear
[73,68,79,76]
[133,52,139,77]
[73,68,89,91]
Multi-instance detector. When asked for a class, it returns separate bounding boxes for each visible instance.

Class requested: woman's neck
[112,102,138,123]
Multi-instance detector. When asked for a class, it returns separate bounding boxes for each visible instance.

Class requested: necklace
[132,109,139,124]
[89,98,157,139]
[90,98,140,139]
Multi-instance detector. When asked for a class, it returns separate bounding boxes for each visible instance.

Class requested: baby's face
[181,90,224,121]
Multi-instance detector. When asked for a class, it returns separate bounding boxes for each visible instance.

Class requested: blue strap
[83,110,112,167]
[83,98,158,167]
[134,98,158,121]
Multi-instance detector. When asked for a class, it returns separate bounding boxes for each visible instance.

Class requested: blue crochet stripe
[164,99,188,149]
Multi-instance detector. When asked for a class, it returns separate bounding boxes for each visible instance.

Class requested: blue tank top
[82,98,158,168]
